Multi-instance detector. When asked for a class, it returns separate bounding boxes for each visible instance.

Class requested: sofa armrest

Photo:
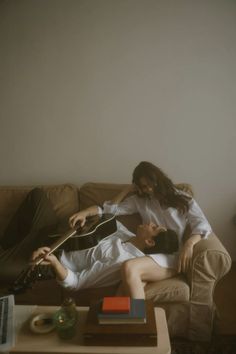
[187,233,232,304]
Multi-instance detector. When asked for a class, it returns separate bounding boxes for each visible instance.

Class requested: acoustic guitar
[10,213,116,294]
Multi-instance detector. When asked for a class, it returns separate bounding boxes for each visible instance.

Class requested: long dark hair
[132,161,190,213]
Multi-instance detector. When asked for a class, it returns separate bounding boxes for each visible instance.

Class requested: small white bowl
[30,313,55,334]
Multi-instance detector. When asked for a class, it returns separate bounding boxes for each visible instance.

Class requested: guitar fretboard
[35,229,77,265]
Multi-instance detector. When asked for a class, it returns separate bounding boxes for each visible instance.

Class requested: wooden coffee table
[11,305,171,354]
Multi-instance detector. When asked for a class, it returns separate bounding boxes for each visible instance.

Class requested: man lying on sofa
[0,187,175,293]
[31,221,169,291]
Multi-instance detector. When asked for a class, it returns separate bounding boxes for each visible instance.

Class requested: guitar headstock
[9,266,41,294]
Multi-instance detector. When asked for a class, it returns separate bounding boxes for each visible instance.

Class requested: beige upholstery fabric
[145,275,190,303]
[187,233,232,304]
[43,184,79,219]
[79,182,130,209]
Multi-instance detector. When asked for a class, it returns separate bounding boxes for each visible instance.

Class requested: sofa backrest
[0,184,79,239]
[0,182,193,239]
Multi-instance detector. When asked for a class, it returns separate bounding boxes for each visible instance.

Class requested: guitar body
[10,213,117,294]
[49,213,117,251]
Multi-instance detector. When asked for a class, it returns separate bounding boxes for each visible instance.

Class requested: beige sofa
[0,183,232,341]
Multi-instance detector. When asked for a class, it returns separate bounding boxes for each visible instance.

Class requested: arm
[103,185,138,215]
[186,198,212,239]
[31,247,85,290]
[69,185,137,228]
[178,197,212,273]
[69,205,100,228]
[31,247,68,281]
[177,234,201,273]
[109,184,136,204]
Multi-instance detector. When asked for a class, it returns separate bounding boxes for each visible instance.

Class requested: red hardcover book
[102,297,131,313]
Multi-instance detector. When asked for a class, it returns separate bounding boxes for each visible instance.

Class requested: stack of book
[83,297,157,346]
[98,296,146,324]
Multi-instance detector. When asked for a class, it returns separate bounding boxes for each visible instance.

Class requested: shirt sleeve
[57,268,79,289]
[97,206,103,215]
[187,198,212,239]
[103,195,138,215]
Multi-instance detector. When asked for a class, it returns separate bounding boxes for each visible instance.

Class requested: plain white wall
[0,0,236,259]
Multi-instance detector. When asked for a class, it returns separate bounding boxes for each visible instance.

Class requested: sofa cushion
[145,275,190,303]
[43,184,79,220]
[0,184,79,239]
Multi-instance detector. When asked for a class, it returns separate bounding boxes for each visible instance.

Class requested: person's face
[136,222,159,241]
[136,177,155,198]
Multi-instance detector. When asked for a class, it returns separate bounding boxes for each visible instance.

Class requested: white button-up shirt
[102,192,212,268]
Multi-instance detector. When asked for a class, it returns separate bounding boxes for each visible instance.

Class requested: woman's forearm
[83,205,101,217]
[186,234,202,247]
[69,205,101,227]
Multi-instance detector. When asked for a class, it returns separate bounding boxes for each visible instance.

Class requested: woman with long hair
[69,161,212,298]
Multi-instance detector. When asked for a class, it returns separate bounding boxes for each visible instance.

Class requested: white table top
[11,305,171,354]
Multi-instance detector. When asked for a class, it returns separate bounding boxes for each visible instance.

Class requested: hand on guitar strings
[69,211,87,228]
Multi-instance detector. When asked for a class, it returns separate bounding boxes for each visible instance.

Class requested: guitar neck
[35,228,77,266]
[34,213,116,265]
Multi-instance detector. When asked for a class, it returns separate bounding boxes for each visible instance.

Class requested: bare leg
[121,256,176,299]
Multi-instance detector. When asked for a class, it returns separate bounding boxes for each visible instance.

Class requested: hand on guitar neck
[29,218,85,268]
[31,246,68,282]
[31,247,57,267]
